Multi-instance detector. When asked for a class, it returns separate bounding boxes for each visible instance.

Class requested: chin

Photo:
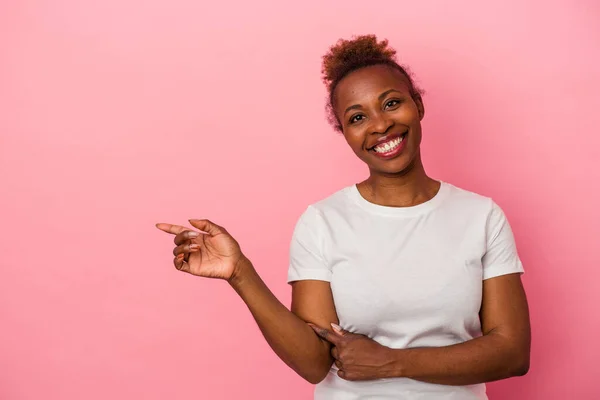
[369,163,408,176]
[369,154,414,174]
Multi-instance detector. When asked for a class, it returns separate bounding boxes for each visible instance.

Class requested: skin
[155,64,531,385]
[155,219,336,384]
[333,64,440,207]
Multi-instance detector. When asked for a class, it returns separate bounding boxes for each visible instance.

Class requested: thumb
[308,323,341,346]
[188,219,223,236]
[331,323,346,336]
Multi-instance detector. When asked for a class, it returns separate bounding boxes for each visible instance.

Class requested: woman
[156,35,530,399]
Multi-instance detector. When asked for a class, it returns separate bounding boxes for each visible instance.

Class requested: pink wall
[1,1,599,399]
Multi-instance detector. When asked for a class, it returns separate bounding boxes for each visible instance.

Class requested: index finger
[155,223,190,235]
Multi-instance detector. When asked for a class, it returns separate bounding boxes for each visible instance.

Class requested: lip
[367,132,407,150]
[368,131,408,159]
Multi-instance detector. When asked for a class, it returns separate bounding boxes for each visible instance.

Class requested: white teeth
[374,136,404,153]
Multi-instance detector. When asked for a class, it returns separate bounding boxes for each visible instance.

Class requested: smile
[369,132,408,159]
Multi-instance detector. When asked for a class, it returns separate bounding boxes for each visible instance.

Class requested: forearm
[390,333,530,385]
[229,258,333,383]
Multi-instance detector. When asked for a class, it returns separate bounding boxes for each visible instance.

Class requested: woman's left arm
[394,272,531,385]
[311,272,531,385]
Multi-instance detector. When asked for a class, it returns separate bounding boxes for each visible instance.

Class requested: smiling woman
[334,64,424,175]
[156,35,530,400]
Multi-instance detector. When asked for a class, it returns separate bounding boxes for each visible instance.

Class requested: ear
[413,92,425,121]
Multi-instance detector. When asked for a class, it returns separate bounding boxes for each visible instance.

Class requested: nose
[370,111,393,135]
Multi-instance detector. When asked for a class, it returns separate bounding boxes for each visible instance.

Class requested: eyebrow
[343,89,403,115]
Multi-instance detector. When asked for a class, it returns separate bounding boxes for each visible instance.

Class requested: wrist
[228,255,255,288]
[386,348,409,379]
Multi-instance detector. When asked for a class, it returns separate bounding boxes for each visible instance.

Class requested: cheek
[411,121,423,138]
[396,105,420,123]
[343,132,364,150]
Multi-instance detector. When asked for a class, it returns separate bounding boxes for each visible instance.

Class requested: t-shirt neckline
[348,181,451,217]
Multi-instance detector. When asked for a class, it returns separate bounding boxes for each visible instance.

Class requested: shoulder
[293,185,355,228]
[299,185,355,215]
[442,182,497,214]
[442,182,513,234]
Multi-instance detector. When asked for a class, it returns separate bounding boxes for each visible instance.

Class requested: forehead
[334,65,411,108]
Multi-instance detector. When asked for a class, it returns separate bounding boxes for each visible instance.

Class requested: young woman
[156,35,531,399]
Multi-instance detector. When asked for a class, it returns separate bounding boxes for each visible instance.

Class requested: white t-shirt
[287,181,524,400]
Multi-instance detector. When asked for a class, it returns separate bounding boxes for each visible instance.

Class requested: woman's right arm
[230,258,337,383]
[156,218,337,384]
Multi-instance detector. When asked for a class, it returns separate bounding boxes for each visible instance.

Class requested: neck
[359,152,440,207]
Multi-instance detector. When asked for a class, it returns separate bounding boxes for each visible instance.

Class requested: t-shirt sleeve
[287,206,331,283]
[482,201,524,280]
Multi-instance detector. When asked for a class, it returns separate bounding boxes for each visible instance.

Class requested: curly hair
[322,35,423,132]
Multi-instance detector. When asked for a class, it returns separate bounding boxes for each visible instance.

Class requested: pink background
[1,0,599,399]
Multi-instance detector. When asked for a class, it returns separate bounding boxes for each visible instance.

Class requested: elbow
[305,374,326,385]
[303,367,330,384]
[513,359,530,377]
[300,343,334,384]
[300,358,332,384]
[510,354,530,377]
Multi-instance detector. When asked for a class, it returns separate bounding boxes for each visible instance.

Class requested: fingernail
[177,254,184,259]
[188,231,200,237]
[331,323,342,333]
[190,244,200,250]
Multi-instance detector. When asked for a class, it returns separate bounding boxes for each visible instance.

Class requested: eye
[349,114,365,124]
[384,99,401,109]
